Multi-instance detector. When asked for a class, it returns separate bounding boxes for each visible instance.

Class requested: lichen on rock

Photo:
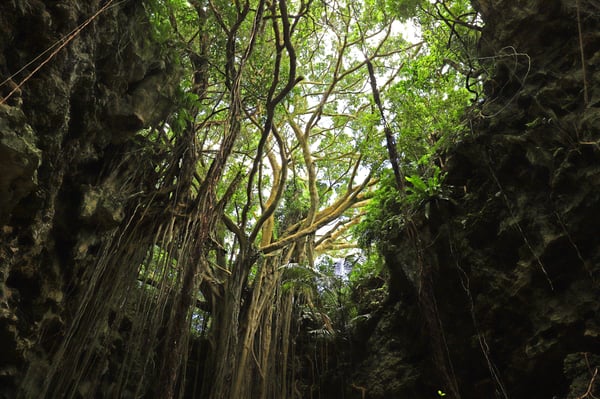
[0,105,41,225]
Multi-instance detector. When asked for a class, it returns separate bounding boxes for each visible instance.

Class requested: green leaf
[405,174,428,193]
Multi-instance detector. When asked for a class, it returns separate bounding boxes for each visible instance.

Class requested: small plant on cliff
[356,0,478,252]
[405,165,446,204]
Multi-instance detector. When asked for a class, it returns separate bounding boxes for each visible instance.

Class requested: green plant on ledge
[405,165,446,205]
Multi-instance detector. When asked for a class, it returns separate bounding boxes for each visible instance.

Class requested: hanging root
[350,383,367,399]
[576,368,598,399]
[576,352,599,399]
[576,0,589,106]
[1,0,117,105]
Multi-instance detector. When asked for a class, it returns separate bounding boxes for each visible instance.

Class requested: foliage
[285,256,359,339]
[356,0,480,252]
[355,169,406,249]
[347,251,386,284]
[280,261,321,293]
[134,0,481,397]
[405,165,446,204]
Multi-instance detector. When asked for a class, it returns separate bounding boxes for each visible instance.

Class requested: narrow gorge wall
[1,1,599,399]
[352,1,600,398]
[0,1,180,397]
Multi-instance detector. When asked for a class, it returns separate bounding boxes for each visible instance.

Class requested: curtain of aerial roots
[206,252,298,399]
[417,243,462,399]
[20,130,206,399]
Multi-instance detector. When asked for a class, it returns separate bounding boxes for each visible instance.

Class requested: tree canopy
[136,0,480,397]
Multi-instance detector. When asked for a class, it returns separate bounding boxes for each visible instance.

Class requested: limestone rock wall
[353,1,600,398]
[0,1,179,397]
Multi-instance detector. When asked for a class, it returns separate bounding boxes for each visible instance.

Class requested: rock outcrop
[351,1,600,398]
[0,1,179,397]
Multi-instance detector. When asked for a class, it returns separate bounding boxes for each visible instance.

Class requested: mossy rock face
[80,185,125,230]
[0,0,180,397]
[0,105,40,225]
[342,1,600,398]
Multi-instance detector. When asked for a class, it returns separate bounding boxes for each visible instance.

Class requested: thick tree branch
[366,60,405,190]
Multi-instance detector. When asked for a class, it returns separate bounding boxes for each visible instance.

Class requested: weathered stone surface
[80,185,125,229]
[0,1,180,397]
[348,1,600,398]
[0,105,41,225]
